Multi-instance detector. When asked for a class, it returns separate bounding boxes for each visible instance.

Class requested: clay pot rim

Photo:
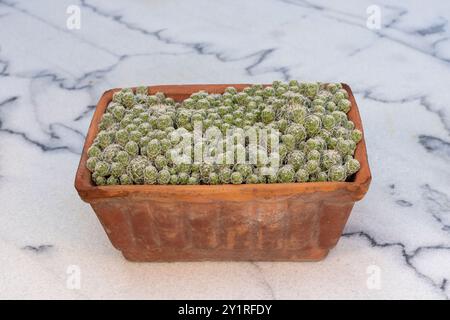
[75,83,371,202]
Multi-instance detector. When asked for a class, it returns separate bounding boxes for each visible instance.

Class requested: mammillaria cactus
[230,172,244,185]
[277,165,295,183]
[87,82,363,185]
[329,165,347,181]
[128,156,148,184]
[119,173,133,185]
[345,158,361,175]
[295,168,309,182]
[86,157,98,172]
[87,145,102,158]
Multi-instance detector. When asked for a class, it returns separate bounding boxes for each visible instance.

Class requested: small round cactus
[322,150,342,170]
[304,82,319,99]
[112,91,123,103]
[327,137,338,149]
[281,134,296,151]
[136,86,148,96]
[94,161,110,177]
[110,162,126,177]
[331,111,347,126]
[286,124,307,144]
[99,113,115,130]
[338,99,351,113]
[345,158,360,176]
[267,172,278,183]
[157,114,173,130]
[121,92,135,108]
[261,107,275,124]
[187,176,198,185]
[143,165,158,184]
[344,120,355,131]
[329,165,347,181]
[350,129,362,143]
[317,171,328,182]
[125,123,137,133]
[119,174,133,185]
[94,175,107,186]
[169,174,179,185]
[147,95,159,106]
[115,129,129,146]
[112,105,126,120]
[291,105,307,124]
[333,91,346,104]
[97,131,112,148]
[277,165,295,183]
[138,122,151,135]
[235,164,252,179]
[326,83,338,93]
[157,169,171,184]
[146,139,161,158]
[325,101,337,112]
[336,138,353,156]
[219,168,232,184]
[106,176,119,185]
[86,157,98,172]
[305,115,321,137]
[87,145,102,158]
[278,144,288,161]
[102,144,122,162]
[322,114,336,130]
[246,174,259,184]
[295,168,309,182]
[209,172,220,185]
[305,159,320,174]
[176,161,192,174]
[128,156,148,184]
[125,141,139,157]
[178,172,189,185]
[115,150,130,165]
[287,150,305,171]
[307,149,321,162]
[305,138,322,152]
[154,155,168,170]
[129,130,143,143]
[231,171,243,184]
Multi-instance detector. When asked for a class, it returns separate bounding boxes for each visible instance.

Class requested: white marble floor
[0,0,449,299]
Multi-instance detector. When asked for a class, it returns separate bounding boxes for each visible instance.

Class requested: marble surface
[0,0,449,300]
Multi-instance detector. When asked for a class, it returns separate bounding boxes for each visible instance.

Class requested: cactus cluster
[86,82,362,185]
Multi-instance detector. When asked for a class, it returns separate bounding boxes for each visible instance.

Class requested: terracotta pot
[75,84,371,261]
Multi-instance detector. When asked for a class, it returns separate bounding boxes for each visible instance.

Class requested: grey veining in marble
[0,0,449,299]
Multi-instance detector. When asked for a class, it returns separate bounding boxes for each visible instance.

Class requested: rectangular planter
[75,84,371,261]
